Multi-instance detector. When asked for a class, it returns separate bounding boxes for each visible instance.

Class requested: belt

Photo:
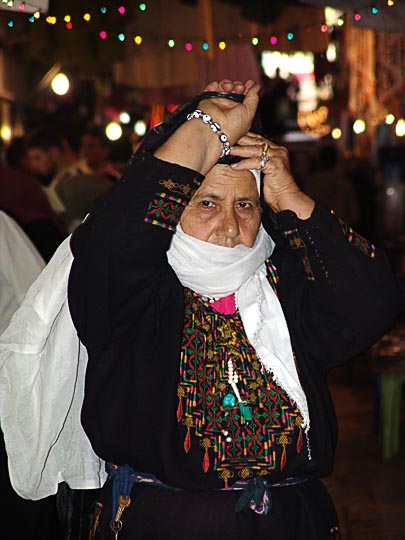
[106,462,313,520]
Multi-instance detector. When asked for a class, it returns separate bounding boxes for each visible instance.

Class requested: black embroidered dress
[68,153,404,540]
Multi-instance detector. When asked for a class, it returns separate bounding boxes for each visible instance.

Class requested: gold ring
[260,142,270,170]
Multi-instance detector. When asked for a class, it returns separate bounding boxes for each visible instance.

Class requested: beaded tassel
[296,416,303,453]
[176,386,185,423]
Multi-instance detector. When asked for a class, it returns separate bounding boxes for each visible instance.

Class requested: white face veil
[167,168,311,439]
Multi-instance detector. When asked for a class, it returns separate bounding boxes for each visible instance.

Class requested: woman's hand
[154,80,260,176]
[197,80,261,147]
[229,133,315,219]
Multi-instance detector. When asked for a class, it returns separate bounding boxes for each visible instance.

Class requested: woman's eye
[200,200,215,208]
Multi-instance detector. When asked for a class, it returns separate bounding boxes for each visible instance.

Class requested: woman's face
[180,165,261,248]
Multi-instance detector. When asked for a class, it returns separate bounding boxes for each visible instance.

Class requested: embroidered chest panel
[177,289,304,487]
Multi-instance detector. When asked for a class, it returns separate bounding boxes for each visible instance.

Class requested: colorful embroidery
[177,289,303,487]
[144,192,185,231]
[158,178,198,199]
[265,258,279,294]
[338,218,376,258]
[282,228,315,281]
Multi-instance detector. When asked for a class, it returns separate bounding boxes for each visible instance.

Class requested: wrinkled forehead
[199,165,260,197]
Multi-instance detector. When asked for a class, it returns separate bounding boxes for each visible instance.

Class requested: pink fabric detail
[210,294,236,315]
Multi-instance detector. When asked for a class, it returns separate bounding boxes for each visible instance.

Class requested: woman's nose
[218,207,240,243]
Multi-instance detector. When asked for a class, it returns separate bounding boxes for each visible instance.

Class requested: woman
[65,80,404,539]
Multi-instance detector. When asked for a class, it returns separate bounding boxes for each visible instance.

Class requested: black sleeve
[68,152,203,350]
[263,200,405,372]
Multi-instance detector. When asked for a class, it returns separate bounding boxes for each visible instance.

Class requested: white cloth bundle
[0,236,106,500]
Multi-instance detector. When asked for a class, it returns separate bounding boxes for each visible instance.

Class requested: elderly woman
[66,80,403,539]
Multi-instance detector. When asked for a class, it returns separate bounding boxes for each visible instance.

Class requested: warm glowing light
[51,73,70,96]
[134,35,142,45]
[119,112,131,124]
[64,15,71,23]
[321,24,328,33]
[331,128,342,139]
[34,11,40,19]
[395,119,405,137]
[46,16,57,24]
[105,122,123,141]
[251,36,259,46]
[134,120,147,137]
[386,113,395,125]
[0,125,12,143]
[66,22,73,30]
[353,119,366,134]
[99,31,107,40]
[83,13,91,22]
[326,42,337,62]
[337,17,345,26]
[387,0,394,6]
[218,41,226,50]
[167,39,175,48]
[185,42,192,51]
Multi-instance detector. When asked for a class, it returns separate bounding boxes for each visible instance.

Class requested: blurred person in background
[0,137,66,261]
[26,126,112,233]
[80,126,123,182]
[301,144,360,228]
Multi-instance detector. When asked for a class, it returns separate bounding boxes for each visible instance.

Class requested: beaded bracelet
[186,109,231,157]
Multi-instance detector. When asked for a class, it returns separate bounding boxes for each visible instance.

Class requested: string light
[2,1,397,50]
[167,38,175,48]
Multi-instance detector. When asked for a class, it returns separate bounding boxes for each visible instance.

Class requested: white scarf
[167,224,310,433]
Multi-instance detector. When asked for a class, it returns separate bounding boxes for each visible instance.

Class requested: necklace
[222,357,252,423]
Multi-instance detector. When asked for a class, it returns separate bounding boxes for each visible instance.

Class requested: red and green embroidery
[144,192,185,231]
[338,217,376,258]
[177,289,304,487]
